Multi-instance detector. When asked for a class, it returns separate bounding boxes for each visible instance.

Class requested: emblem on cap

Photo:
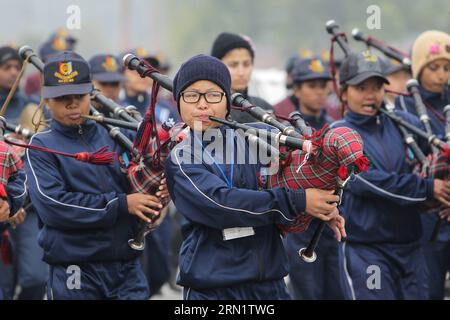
[362,51,378,62]
[54,61,78,83]
[309,59,325,73]
[102,56,118,72]
[136,47,148,58]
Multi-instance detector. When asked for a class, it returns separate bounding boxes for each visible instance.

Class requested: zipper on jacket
[374,119,394,172]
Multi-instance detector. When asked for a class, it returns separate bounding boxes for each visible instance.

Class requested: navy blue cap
[381,57,410,75]
[339,51,390,86]
[43,51,93,99]
[89,54,124,82]
[292,57,332,83]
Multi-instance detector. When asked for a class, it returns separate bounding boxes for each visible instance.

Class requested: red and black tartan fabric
[427,152,449,180]
[0,140,23,265]
[416,151,449,210]
[127,142,171,207]
[127,123,187,207]
[0,140,23,186]
[267,126,365,235]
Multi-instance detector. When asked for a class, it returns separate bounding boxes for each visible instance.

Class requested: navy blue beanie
[173,54,232,114]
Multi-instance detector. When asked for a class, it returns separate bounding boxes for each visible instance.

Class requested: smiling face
[45,94,91,126]
[179,80,228,131]
[341,77,385,116]
[419,58,450,93]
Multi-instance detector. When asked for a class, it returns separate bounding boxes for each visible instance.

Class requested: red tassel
[337,165,348,180]
[4,137,115,165]
[355,156,370,173]
[133,59,162,159]
[0,231,12,265]
[0,184,6,199]
[74,146,116,164]
[440,145,450,159]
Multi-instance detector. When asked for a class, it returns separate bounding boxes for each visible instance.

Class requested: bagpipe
[329,22,450,241]
[229,92,369,263]
[17,46,186,250]
[351,28,411,68]
[123,51,370,262]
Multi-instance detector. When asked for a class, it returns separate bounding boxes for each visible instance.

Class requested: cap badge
[54,61,78,83]
[309,59,325,73]
[362,51,378,62]
[102,56,118,72]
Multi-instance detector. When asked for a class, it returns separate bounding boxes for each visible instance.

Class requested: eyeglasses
[181,91,225,104]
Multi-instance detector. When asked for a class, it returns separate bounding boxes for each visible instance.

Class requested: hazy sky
[0,0,448,71]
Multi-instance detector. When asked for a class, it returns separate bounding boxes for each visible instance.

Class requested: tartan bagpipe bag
[0,140,24,265]
[127,121,187,211]
[266,125,369,235]
[0,140,23,187]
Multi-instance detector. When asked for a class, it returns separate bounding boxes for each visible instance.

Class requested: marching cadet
[332,50,450,300]
[165,54,345,300]
[89,53,126,120]
[395,30,450,300]
[89,54,124,103]
[211,32,273,123]
[280,57,345,300]
[25,51,165,299]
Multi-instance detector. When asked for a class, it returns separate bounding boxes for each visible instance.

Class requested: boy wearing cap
[165,54,345,300]
[25,51,165,300]
[274,57,332,130]
[89,54,124,106]
[394,30,450,300]
[332,51,450,299]
[211,32,273,123]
